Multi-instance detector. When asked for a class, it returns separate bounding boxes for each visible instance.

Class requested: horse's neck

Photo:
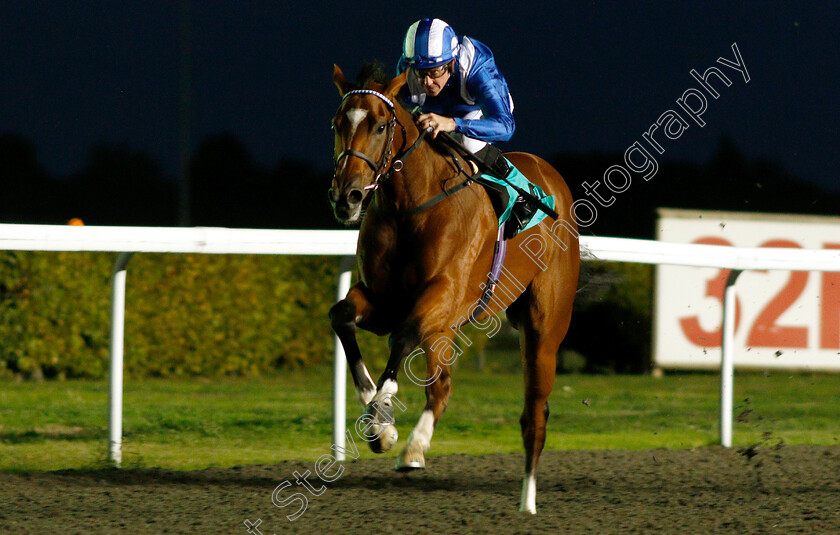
[380,126,468,214]
[404,149,455,203]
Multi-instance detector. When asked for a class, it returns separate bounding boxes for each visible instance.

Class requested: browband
[341,89,395,110]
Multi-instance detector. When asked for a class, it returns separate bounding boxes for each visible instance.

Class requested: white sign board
[654,208,840,371]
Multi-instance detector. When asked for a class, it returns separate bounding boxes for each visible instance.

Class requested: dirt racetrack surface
[2,445,839,534]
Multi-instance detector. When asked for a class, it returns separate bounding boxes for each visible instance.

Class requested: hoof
[361,399,399,453]
[395,448,426,471]
[395,459,425,472]
[366,424,398,453]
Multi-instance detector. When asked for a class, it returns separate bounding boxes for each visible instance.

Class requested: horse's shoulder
[359,210,397,247]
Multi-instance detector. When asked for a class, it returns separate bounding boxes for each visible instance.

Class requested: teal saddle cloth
[480,158,555,233]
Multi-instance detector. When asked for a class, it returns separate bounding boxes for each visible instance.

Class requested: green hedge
[0,252,390,379]
[0,251,656,380]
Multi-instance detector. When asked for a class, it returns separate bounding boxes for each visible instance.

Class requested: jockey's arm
[397,52,515,143]
[414,77,515,141]
[454,71,515,142]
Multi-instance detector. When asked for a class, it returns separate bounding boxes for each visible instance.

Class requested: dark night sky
[2,1,839,193]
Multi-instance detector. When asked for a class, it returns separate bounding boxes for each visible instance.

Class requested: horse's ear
[383,71,408,100]
[333,64,350,97]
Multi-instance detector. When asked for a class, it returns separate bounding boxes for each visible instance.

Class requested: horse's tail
[575,241,623,304]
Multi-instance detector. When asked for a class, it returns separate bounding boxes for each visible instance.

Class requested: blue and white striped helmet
[402,18,459,69]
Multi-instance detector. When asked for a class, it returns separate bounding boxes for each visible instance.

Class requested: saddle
[470,144,553,240]
[425,133,557,318]
[415,111,555,240]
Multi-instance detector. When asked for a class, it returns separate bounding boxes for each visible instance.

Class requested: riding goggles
[412,62,452,81]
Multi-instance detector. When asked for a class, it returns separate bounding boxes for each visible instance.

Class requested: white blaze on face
[338,108,368,176]
[346,108,368,141]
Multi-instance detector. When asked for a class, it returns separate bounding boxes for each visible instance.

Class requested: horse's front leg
[365,284,462,457]
[329,282,381,407]
[357,318,423,454]
[395,331,454,471]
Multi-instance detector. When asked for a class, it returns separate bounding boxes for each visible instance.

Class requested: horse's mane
[352,61,389,90]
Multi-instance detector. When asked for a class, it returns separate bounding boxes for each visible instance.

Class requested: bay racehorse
[328,63,580,514]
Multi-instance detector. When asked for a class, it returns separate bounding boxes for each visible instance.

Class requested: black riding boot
[474,145,538,239]
[474,144,511,180]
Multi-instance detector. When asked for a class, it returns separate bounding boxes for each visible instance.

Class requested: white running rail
[1,223,839,463]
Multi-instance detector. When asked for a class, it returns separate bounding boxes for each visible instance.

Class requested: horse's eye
[330,119,337,131]
[377,124,386,134]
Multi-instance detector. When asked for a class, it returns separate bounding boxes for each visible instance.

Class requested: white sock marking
[358,365,376,406]
[364,378,398,409]
[379,378,398,397]
[358,388,375,406]
[519,471,537,514]
[406,409,435,453]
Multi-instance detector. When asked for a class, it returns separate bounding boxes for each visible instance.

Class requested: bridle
[332,89,428,193]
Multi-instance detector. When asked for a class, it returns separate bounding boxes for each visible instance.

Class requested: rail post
[109,252,134,466]
[333,256,354,461]
[720,269,742,448]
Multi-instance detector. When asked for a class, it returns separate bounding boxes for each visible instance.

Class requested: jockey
[396,18,515,179]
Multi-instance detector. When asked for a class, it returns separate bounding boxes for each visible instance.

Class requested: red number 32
[679,238,840,349]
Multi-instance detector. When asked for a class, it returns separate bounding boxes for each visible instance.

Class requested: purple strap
[469,222,508,322]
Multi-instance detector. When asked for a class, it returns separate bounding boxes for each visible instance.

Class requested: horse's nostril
[328,188,338,204]
[347,189,364,205]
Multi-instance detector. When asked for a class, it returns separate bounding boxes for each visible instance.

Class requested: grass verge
[1,367,838,471]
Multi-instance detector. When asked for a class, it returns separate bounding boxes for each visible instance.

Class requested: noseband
[332,89,428,192]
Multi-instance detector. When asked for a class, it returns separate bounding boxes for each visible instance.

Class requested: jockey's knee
[460,135,487,154]
[474,143,511,179]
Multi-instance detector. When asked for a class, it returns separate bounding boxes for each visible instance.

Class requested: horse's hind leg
[518,285,574,514]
